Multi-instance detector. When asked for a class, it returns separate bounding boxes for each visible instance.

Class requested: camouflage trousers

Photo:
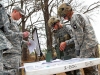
[80,45,99,75]
[3,53,21,75]
[64,48,81,75]
[65,69,81,75]
[0,50,3,75]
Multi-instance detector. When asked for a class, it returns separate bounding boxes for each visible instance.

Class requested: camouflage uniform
[57,3,99,75]
[3,17,25,75]
[0,30,13,75]
[0,6,26,75]
[53,25,79,75]
[53,25,75,59]
[70,13,99,75]
[0,4,13,75]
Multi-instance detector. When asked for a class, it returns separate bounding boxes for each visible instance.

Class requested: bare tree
[4,0,100,61]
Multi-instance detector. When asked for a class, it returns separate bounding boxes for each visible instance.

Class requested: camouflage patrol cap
[57,3,72,17]
[48,17,60,28]
[13,6,25,16]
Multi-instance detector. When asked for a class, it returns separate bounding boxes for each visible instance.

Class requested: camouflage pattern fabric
[70,13,98,57]
[3,17,23,75]
[53,25,75,59]
[0,30,13,50]
[4,19,23,54]
[0,4,13,50]
[0,50,3,75]
[0,4,23,52]
[80,45,99,58]
[0,4,13,75]
[83,66,98,75]
[53,25,79,75]
[0,4,23,75]
[70,13,99,75]
[3,53,21,75]
[80,46,98,75]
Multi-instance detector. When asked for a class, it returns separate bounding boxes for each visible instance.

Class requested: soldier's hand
[60,42,66,51]
[27,41,31,46]
[23,31,30,38]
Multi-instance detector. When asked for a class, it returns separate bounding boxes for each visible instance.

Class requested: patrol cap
[13,6,25,16]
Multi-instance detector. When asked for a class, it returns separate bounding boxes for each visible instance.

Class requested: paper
[28,28,41,55]
[32,29,40,56]
[28,39,37,53]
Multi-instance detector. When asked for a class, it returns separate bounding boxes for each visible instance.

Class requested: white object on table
[24,58,100,75]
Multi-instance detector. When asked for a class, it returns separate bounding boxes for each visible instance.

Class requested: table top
[24,58,100,75]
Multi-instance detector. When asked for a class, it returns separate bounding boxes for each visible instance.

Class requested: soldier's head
[57,3,72,20]
[48,17,61,31]
[48,17,60,27]
[11,6,25,20]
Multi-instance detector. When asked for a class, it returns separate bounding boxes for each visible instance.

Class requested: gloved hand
[23,31,30,38]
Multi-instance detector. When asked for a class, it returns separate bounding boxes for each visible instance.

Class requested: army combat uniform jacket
[4,17,25,54]
[0,4,13,50]
[0,4,13,73]
[70,13,98,58]
[0,5,26,54]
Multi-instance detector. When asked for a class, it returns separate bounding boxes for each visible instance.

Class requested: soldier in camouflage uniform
[48,17,80,75]
[57,3,99,75]
[0,6,30,75]
[0,3,13,75]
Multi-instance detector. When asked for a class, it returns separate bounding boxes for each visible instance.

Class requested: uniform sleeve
[65,25,74,45]
[70,13,86,52]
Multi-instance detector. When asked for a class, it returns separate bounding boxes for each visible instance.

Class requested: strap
[0,4,2,8]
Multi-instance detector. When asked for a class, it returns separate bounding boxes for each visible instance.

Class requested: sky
[91,16,100,44]
[84,0,100,44]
